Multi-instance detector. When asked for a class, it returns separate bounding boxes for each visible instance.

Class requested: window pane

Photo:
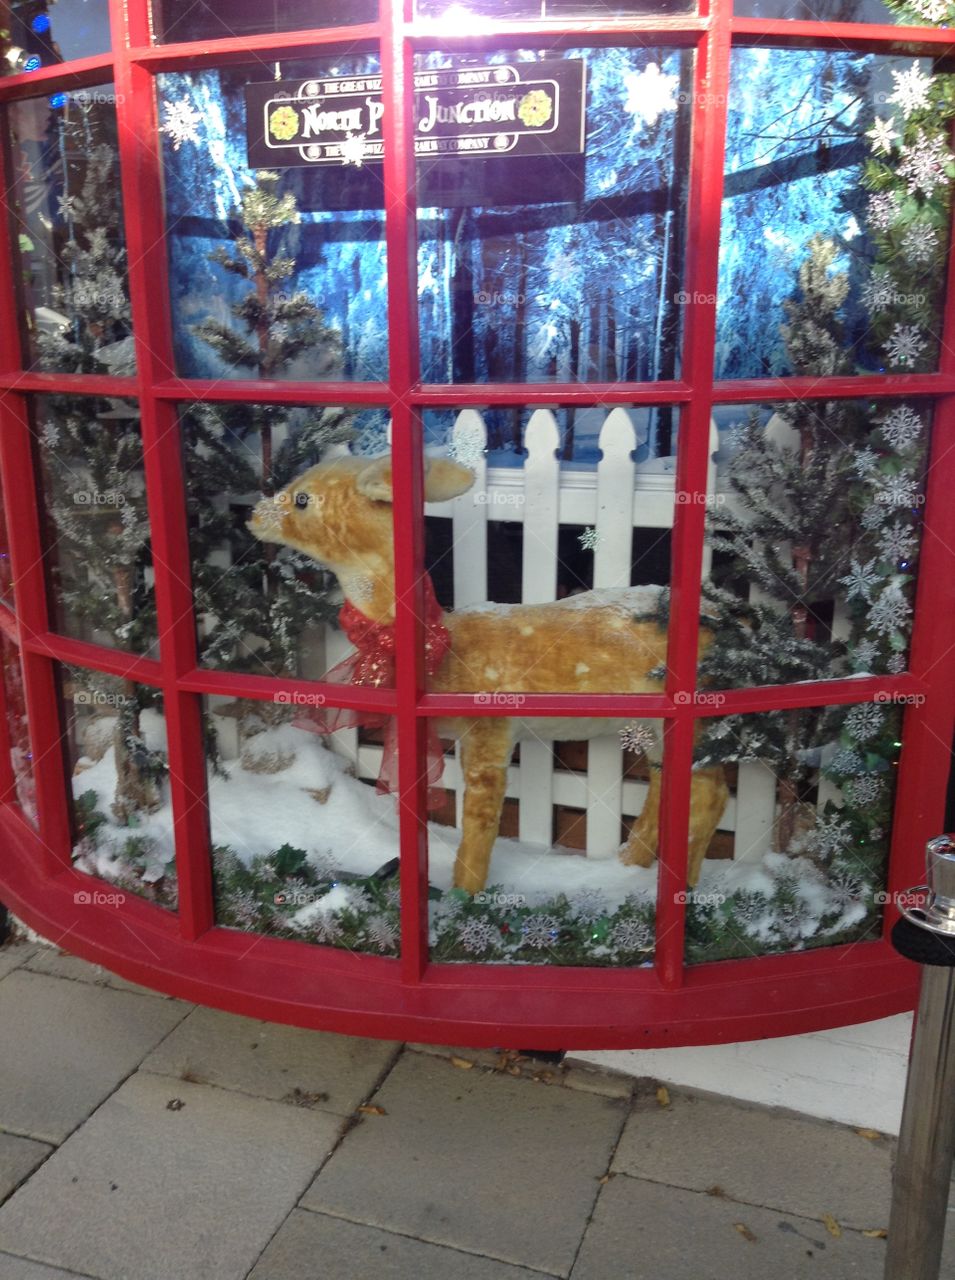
[208,697,401,956]
[1,635,37,825]
[32,396,156,655]
[735,0,925,24]
[416,0,694,17]
[62,666,176,909]
[686,702,902,964]
[158,55,388,383]
[702,400,927,685]
[416,47,690,383]
[718,50,954,379]
[2,0,111,73]
[151,0,376,44]
[6,88,133,375]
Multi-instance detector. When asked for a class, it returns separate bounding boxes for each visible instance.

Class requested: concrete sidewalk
[0,938,949,1280]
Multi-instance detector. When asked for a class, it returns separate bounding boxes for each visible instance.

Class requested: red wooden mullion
[109,0,214,940]
[652,0,733,991]
[381,0,432,983]
[0,54,115,102]
[130,23,381,73]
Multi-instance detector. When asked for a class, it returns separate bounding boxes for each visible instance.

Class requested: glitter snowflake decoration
[56,193,80,220]
[311,911,343,946]
[847,774,885,807]
[880,405,923,452]
[845,702,885,743]
[839,558,880,603]
[521,914,560,949]
[901,224,940,267]
[866,116,899,155]
[887,652,908,674]
[889,64,934,118]
[898,131,952,198]
[570,889,610,925]
[810,815,854,858]
[884,324,927,368]
[610,918,653,952]
[161,97,202,150]
[622,63,680,128]
[868,583,912,636]
[340,132,370,167]
[458,917,496,955]
[39,420,60,449]
[447,431,485,470]
[226,890,261,928]
[733,892,768,929]
[829,871,866,907]
[852,447,880,478]
[853,639,879,671]
[366,914,398,952]
[909,0,952,18]
[860,274,896,312]
[619,722,657,755]
[579,527,602,551]
[867,190,902,233]
[878,522,918,564]
[830,748,866,776]
[876,473,920,509]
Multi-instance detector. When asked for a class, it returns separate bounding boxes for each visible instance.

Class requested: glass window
[151,0,376,45]
[703,400,928,685]
[208,697,401,956]
[718,49,953,379]
[416,47,691,384]
[735,0,928,24]
[157,55,388,383]
[2,0,111,74]
[61,666,175,908]
[6,87,133,374]
[32,396,156,655]
[686,701,902,963]
[1,635,37,824]
[416,0,694,18]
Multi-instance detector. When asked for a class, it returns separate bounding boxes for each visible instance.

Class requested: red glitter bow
[293,575,451,807]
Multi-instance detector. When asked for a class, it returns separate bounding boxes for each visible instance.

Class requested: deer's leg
[453,717,514,895]
[686,766,729,887]
[620,764,661,869]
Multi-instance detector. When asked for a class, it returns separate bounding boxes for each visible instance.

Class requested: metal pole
[885,835,955,1280]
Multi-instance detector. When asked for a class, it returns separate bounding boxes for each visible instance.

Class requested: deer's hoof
[619,839,657,869]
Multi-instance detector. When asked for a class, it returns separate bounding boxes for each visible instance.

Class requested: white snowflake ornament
[610,918,653,951]
[620,722,657,755]
[878,522,918,563]
[898,131,952,198]
[852,447,880,478]
[579,527,602,551]
[847,775,885,807]
[884,324,927,368]
[840,558,881,603]
[521,914,560,949]
[868,583,912,636]
[622,63,680,128]
[161,97,202,150]
[880,405,923,451]
[867,190,903,234]
[458,917,496,954]
[889,64,934,118]
[866,117,899,155]
[845,702,885,743]
[876,473,920,509]
[901,224,940,266]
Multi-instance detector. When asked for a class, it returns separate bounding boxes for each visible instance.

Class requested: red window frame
[0,0,953,1048]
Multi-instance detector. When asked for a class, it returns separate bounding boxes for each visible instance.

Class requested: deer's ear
[356,456,474,505]
[355,456,394,503]
[423,458,475,503]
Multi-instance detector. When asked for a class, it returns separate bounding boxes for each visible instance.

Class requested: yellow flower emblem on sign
[269,105,299,142]
[517,89,553,128]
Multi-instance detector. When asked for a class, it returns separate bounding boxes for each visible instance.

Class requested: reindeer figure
[250,454,729,894]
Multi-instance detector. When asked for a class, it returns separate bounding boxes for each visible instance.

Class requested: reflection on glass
[686,703,900,963]
[207,698,401,955]
[416,0,694,17]
[6,89,133,374]
[62,666,176,908]
[1,635,37,824]
[184,405,389,678]
[33,396,156,654]
[703,400,927,683]
[158,56,388,382]
[735,0,932,23]
[2,0,111,74]
[429,718,661,966]
[718,50,953,379]
[417,47,690,383]
[151,0,375,43]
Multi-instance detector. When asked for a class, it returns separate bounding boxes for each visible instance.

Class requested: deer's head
[248,454,474,622]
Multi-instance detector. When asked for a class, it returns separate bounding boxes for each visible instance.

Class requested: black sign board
[245,60,586,169]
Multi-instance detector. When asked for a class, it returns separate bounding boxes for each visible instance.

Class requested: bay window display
[0,0,952,1043]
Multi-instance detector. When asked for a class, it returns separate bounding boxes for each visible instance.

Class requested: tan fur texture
[250,456,729,892]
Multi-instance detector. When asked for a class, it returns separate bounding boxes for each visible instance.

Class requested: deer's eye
[294,492,310,509]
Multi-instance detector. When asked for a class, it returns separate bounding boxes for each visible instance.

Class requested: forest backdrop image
[1,36,946,963]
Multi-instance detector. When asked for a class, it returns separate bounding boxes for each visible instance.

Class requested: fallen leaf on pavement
[357,1104,387,1116]
[734,1222,756,1242]
[656,1086,670,1107]
[823,1214,842,1238]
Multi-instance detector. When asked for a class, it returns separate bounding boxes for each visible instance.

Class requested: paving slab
[571,1175,886,1280]
[0,1073,343,1280]
[141,1006,400,1115]
[0,1137,51,1206]
[249,1209,559,1280]
[0,1256,96,1280]
[0,946,35,983]
[22,948,177,1000]
[0,971,188,1144]
[612,1089,892,1230]
[303,1050,626,1277]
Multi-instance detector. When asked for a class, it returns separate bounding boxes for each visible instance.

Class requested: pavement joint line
[135,1063,365,1121]
[0,1247,107,1280]
[562,1086,634,1278]
[605,1169,894,1237]
[292,1204,567,1280]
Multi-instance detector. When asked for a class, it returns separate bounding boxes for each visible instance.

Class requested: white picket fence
[322,406,815,866]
